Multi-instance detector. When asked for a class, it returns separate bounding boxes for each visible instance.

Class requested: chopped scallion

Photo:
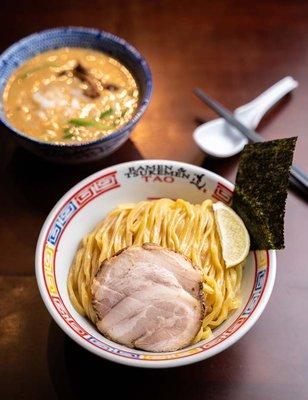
[121,108,129,117]
[99,108,113,119]
[63,128,74,139]
[68,118,96,127]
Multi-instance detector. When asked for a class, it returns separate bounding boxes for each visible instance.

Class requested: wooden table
[1,1,308,399]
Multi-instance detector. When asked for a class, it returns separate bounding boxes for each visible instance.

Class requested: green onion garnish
[63,133,74,139]
[99,108,113,119]
[121,108,129,117]
[68,118,96,127]
[63,128,74,139]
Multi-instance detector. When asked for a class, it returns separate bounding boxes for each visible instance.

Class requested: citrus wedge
[213,201,250,268]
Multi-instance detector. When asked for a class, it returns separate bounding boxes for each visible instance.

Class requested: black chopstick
[194,87,308,196]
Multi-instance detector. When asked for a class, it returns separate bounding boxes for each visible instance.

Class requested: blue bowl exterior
[0,27,152,163]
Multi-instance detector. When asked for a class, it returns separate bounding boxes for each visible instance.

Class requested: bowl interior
[0,27,152,129]
[36,160,274,367]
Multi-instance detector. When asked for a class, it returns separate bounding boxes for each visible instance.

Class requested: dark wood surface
[1,1,308,399]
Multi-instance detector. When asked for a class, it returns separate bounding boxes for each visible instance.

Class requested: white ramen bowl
[35,160,276,368]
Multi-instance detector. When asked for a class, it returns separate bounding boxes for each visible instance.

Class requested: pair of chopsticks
[194,88,308,197]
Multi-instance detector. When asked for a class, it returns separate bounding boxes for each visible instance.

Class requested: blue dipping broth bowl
[0,27,152,163]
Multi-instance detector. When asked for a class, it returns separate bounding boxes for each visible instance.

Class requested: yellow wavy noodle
[67,198,243,342]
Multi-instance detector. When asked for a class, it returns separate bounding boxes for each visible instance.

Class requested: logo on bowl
[124,164,207,191]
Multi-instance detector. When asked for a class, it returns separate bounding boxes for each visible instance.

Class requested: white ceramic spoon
[193,76,298,158]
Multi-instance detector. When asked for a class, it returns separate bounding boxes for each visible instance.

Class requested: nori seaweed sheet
[232,137,297,250]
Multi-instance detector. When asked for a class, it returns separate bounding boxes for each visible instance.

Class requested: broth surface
[3,48,139,144]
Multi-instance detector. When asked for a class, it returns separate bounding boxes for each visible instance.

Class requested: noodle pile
[68,198,243,341]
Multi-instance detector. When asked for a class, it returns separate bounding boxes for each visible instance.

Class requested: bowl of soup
[0,27,152,163]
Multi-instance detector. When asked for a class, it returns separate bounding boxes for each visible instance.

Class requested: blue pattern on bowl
[0,27,152,163]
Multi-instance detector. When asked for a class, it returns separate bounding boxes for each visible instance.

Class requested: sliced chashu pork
[91,243,204,352]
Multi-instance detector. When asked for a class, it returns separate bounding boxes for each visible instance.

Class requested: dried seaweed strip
[232,137,297,249]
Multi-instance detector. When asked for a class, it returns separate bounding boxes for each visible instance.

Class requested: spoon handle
[235,76,298,129]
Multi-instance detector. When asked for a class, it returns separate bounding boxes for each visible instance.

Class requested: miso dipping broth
[3,48,139,144]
